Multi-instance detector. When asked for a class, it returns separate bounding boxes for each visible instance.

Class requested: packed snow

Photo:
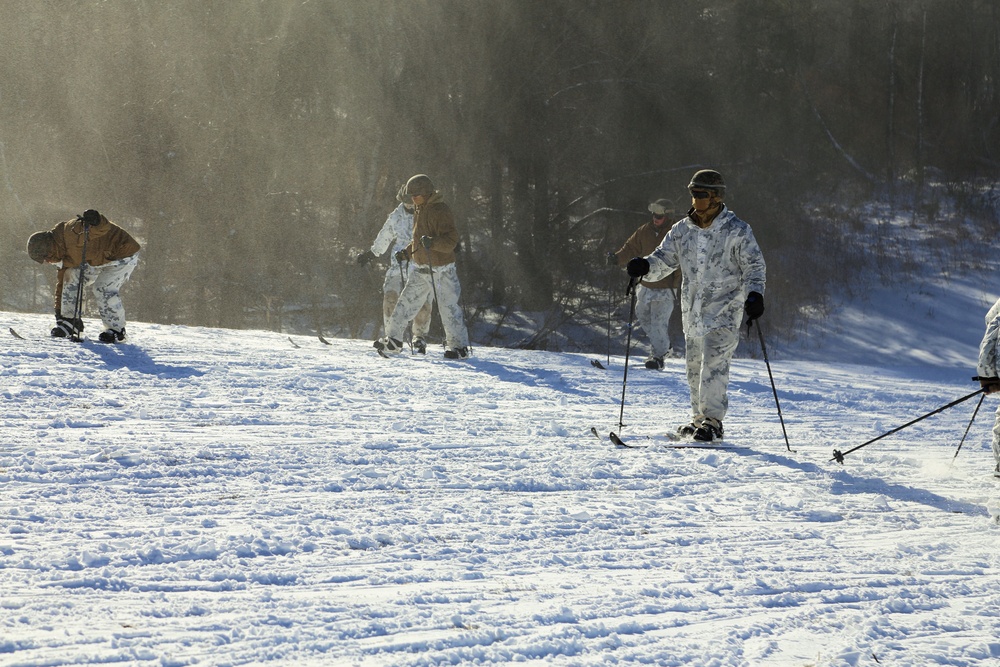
[3,306,1000,666]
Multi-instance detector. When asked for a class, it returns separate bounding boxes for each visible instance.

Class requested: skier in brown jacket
[375,174,471,359]
[609,198,684,369]
[27,209,140,342]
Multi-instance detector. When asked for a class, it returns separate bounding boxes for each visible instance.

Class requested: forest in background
[1,0,998,349]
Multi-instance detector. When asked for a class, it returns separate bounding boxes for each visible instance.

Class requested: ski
[590,359,607,370]
[10,327,85,343]
[604,429,744,451]
[288,337,301,349]
[318,335,331,345]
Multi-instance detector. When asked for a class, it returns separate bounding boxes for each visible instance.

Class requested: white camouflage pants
[382,262,432,339]
[684,326,740,424]
[386,263,469,349]
[60,255,139,331]
[635,285,684,358]
[992,406,1000,469]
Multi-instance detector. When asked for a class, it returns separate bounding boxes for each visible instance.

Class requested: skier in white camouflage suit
[975,296,1000,477]
[356,184,433,353]
[626,169,766,442]
[375,174,471,360]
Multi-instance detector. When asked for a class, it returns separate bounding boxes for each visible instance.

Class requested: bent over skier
[27,209,140,343]
[627,169,766,442]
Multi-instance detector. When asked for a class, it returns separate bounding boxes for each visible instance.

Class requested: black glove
[80,209,101,226]
[394,249,409,263]
[606,252,618,266]
[744,291,764,322]
[420,235,433,249]
[355,250,376,266]
[626,257,650,278]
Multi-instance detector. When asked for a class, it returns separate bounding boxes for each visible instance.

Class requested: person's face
[689,189,719,212]
[651,212,669,228]
[410,193,426,206]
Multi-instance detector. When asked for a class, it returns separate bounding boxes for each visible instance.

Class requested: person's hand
[606,252,618,266]
[420,235,433,249]
[394,249,409,263]
[980,377,1000,394]
[744,291,764,322]
[355,250,375,266]
[626,257,650,278]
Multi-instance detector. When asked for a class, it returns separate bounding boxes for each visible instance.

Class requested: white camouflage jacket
[644,206,767,337]
[977,297,1000,379]
[370,204,414,258]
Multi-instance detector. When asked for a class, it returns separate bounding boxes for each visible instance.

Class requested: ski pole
[617,277,638,430]
[752,319,794,453]
[70,221,90,342]
[952,391,986,461]
[832,388,986,464]
[605,262,614,367]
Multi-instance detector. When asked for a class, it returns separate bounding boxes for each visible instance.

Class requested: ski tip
[288,336,301,349]
[609,431,633,448]
[318,335,331,345]
[9,327,26,340]
[590,359,606,369]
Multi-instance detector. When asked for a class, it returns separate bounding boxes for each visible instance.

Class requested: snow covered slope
[2,311,999,665]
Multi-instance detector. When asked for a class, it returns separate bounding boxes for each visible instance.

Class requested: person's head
[686,169,725,213]
[26,230,56,264]
[396,183,415,211]
[647,198,675,228]
[405,174,435,206]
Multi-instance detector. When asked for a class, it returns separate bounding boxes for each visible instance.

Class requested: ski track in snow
[2,312,1000,666]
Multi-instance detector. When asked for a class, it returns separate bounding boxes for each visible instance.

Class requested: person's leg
[412,295,433,341]
[432,264,469,350]
[61,266,92,320]
[697,327,741,425]
[381,267,404,336]
[91,255,139,331]
[992,406,1000,473]
[641,287,672,360]
[684,334,705,424]
[385,269,432,343]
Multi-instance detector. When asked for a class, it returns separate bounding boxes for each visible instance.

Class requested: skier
[356,184,434,353]
[27,209,141,343]
[626,169,766,442]
[374,174,471,359]
[975,296,1000,477]
[608,198,684,369]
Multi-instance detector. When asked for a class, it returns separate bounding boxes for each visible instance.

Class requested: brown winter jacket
[403,192,459,267]
[613,221,681,289]
[49,214,140,315]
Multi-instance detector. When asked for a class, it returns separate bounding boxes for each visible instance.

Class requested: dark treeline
[1,1,998,348]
